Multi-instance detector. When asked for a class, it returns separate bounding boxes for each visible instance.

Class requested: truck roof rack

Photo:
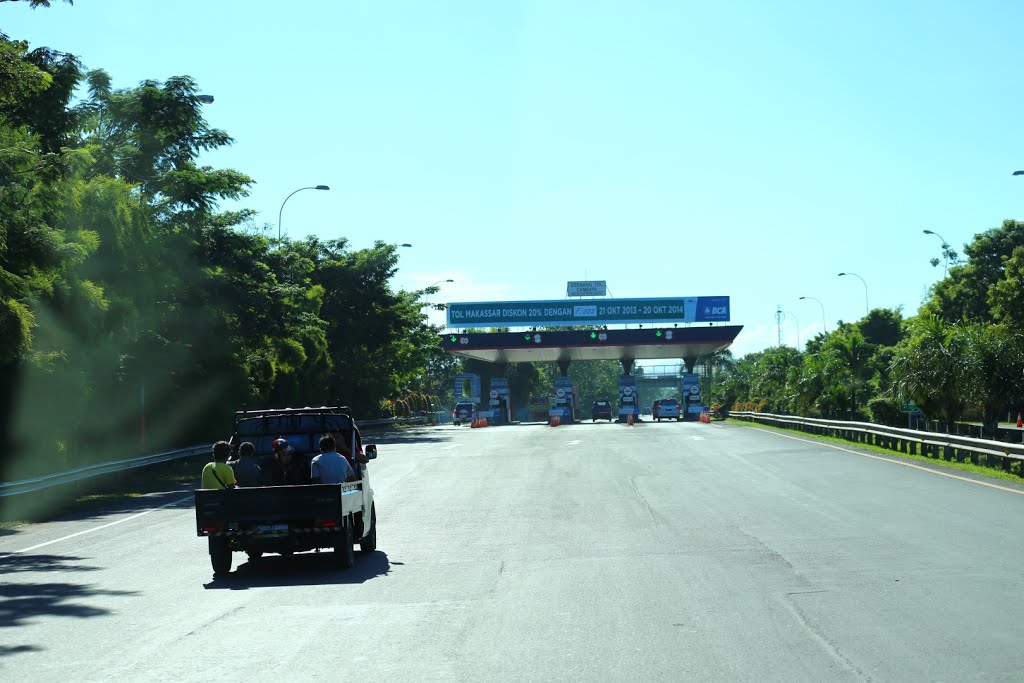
[234,405,353,421]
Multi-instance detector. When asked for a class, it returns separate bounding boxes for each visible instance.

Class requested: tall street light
[838,272,869,316]
[799,296,827,334]
[424,278,453,311]
[1014,170,1024,176]
[922,229,950,277]
[278,185,330,240]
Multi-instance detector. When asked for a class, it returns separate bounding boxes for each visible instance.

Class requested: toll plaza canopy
[439,326,743,367]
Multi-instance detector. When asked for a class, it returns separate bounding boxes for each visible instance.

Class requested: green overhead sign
[446,296,730,328]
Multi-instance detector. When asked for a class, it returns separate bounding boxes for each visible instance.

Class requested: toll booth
[618,375,639,422]
[549,376,578,423]
[680,372,703,421]
[486,377,511,425]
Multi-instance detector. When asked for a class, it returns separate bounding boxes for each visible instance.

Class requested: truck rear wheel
[360,504,377,553]
[209,537,232,575]
[335,522,355,569]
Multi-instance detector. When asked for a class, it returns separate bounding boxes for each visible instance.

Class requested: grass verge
[726,418,1024,485]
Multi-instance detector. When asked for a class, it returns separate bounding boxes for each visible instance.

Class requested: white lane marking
[440,444,461,451]
[689,436,705,441]
[566,440,583,446]
[754,428,1024,496]
[12,495,193,554]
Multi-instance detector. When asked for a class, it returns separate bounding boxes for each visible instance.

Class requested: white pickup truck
[194,406,378,575]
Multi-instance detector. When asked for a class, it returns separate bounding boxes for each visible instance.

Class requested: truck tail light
[315,518,338,528]
[200,522,225,535]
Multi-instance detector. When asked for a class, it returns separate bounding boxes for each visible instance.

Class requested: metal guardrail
[0,444,212,498]
[731,411,1024,476]
[0,415,432,499]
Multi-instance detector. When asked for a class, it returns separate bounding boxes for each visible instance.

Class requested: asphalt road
[3,420,1024,681]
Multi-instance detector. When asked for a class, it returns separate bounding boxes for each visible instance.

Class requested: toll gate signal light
[523,334,530,341]
[655,330,663,337]
[590,331,597,339]
[450,335,457,342]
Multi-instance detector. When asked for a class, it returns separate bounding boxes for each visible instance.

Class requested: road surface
[3,421,1024,680]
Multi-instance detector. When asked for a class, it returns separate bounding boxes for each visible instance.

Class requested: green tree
[922,220,1024,324]
[889,315,969,427]
[960,324,1024,433]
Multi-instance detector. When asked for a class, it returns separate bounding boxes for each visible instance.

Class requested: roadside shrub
[867,397,903,427]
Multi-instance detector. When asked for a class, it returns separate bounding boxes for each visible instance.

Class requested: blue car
[653,398,681,421]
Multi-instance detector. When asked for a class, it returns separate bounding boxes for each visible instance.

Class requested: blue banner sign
[447,296,730,328]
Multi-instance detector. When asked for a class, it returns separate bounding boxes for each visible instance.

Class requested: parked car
[653,398,681,421]
[591,399,613,421]
[452,401,477,426]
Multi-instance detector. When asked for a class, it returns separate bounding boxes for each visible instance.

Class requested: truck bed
[195,483,363,535]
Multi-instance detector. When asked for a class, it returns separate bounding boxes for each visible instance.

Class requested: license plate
[254,524,289,536]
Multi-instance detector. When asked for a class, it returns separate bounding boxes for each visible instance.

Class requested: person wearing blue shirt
[310,434,354,484]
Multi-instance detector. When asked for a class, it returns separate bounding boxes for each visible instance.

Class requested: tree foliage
[727,220,1024,430]
[0,31,444,484]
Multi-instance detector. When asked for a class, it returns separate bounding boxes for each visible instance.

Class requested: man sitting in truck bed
[310,434,355,484]
[331,427,368,476]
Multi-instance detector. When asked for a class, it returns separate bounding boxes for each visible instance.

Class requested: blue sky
[5,0,1024,356]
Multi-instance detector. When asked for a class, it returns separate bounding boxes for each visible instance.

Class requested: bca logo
[705,306,727,316]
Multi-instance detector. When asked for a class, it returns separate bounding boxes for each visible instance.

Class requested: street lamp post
[799,296,827,334]
[425,279,453,309]
[838,272,869,316]
[922,229,950,277]
[278,185,330,240]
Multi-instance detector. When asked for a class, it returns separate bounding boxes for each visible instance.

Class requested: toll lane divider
[731,411,1024,477]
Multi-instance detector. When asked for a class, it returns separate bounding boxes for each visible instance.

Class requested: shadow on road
[366,429,451,446]
[0,553,100,575]
[0,553,137,634]
[203,550,394,590]
[0,645,41,656]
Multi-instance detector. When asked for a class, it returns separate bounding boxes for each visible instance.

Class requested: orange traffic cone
[550,415,560,427]
[627,413,634,426]
[1017,412,1022,428]
[480,417,489,428]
